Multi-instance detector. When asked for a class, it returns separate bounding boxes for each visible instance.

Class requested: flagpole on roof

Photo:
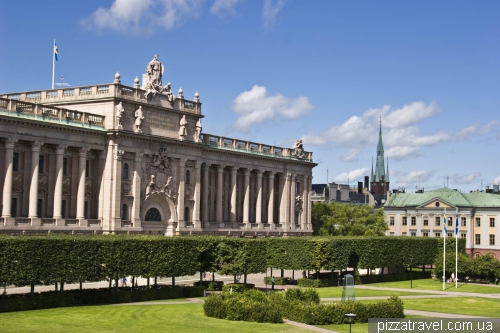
[52,39,56,89]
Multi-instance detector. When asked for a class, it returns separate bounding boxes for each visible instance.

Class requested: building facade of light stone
[384,187,500,258]
[0,61,316,236]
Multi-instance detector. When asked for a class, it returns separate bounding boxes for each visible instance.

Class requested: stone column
[229,166,237,223]
[28,141,44,219]
[282,173,291,230]
[193,160,202,228]
[76,147,90,220]
[267,172,275,225]
[131,153,143,228]
[53,144,67,220]
[201,163,209,224]
[255,169,263,226]
[307,176,313,229]
[97,150,107,220]
[243,168,250,226]
[290,174,296,228]
[177,159,187,229]
[301,175,309,229]
[1,138,18,219]
[111,147,124,230]
[215,165,224,223]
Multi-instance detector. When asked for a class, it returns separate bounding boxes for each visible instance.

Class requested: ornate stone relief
[38,175,47,184]
[122,182,132,196]
[141,147,177,203]
[295,195,303,212]
[144,55,176,104]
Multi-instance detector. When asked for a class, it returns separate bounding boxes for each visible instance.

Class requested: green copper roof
[384,187,500,208]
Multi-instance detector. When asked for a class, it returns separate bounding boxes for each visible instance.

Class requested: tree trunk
[80,281,83,291]
[212,272,215,281]
[200,271,203,282]
[109,278,112,291]
[172,276,175,286]
[281,269,284,278]
[55,282,58,292]
[155,277,158,288]
[60,281,64,292]
[244,274,247,284]
[292,270,295,282]
[233,275,237,283]
[131,276,135,291]
[30,283,35,296]
[147,278,150,289]
[115,275,119,291]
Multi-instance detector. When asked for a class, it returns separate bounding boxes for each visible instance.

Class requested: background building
[384,187,500,258]
[0,57,316,236]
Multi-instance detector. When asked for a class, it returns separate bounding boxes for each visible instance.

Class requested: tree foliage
[312,201,387,236]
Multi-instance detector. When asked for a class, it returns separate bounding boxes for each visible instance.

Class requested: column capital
[79,147,91,158]
[195,160,203,169]
[4,138,18,149]
[31,141,44,152]
[268,171,276,179]
[255,169,263,177]
[114,147,124,161]
[178,158,187,167]
[286,172,292,181]
[229,166,237,175]
[303,175,309,182]
[216,165,225,173]
[243,168,250,176]
[203,162,211,170]
[55,144,68,155]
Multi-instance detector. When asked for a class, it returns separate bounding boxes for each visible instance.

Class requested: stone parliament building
[0,55,316,236]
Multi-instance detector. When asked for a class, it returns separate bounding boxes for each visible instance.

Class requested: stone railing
[201,134,313,162]
[0,97,105,128]
[2,83,202,115]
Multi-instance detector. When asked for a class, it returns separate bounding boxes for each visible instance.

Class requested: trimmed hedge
[193,280,224,291]
[0,285,204,313]
[359,271,431,284]
[297,278,335,288]
[221,283,255,293]
[263,276,289,285]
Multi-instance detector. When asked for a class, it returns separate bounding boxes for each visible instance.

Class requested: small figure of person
[116,102,124,128]
[451,272,455,283]
[271,276,275,290]
[135,106,144,133]
[203,272,206,281]
[195,119,202,143]
[179,115,187,140]
[122,277,127,287]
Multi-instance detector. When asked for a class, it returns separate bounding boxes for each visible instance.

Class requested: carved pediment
[418,199,454,210]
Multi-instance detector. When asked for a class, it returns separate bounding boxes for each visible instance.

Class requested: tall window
[447,217,452,226]
[122,163,129,180]
[402,217,407,226]
[39,156,44,173]
[489,234,495,245]
[61,200,66,218]
[475,234,481,245]
[461,217,466,227]
[435,217,441,226]
[410,232,416,237]
[461,233,466,239]
[11,198,17,217]
[63,158,68,176]
[85,160,90,177]
[185,170,190,185]
[411,216,416,226]
[423,218,428,226]
[296,182,301,194]
[13,152,19,172]
[490,218,495,228]
[37,199,43,217]
[423,232,429,237]
[475,218,481,227]
[121,204,128,220]
[184,207,190,221]
[389,217,394,226]
[84,201,89,219]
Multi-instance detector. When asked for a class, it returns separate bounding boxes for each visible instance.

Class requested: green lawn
[315,286,432,298]
[366,279,500,294]
[0,304,311,333]
[402,297,500,317]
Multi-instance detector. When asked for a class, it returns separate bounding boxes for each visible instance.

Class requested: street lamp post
[409,257,413,289]
[345,313,356,333]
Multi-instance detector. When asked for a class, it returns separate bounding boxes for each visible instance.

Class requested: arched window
[145,208,161,221]
[122,163,129,180]
[184,207,190,221]
[121,204,128,220]
[185,170,190,185]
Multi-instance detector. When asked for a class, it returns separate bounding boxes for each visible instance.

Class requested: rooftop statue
[291,139,306,159]
[144,54,175,104]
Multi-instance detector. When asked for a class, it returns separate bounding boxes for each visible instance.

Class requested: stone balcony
[2,83,201,115]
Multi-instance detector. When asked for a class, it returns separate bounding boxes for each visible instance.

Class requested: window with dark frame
[461,217,466,227]
[435,216,441,226]
[475,218,481,227]
[13,152,19,172]
[475,234,481,245]
[85,160,90,177]
[490,218,495,228]
[390,216,394,226]
[490,234,495,246]
[402,217,407,225]
[39,155,44,173]
[63,158,68,176]
[11,198,17,217]
[62,200,66,218]
[411,216,416,226]
[37,199,43,217]
[122,163,129,180]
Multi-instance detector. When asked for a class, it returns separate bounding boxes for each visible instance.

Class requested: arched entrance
[140,193,178,236]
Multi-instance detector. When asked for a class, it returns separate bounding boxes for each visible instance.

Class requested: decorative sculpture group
[291,139,306,159]
[143,148,177,203]
[144,54,176,105]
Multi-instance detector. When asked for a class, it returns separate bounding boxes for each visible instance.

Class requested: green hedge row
[263,276,289,285]
[0,285,204,313]
[0,235,460,290]
[193,280,224,291]
[297,278,335,288]
[359,271,431,284]
[221,283,255,293]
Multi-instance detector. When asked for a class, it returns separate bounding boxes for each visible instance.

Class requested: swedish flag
[54,43,58,61]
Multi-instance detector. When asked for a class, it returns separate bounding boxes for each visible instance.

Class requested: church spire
[386,157,390,182]
[374,117,385,181]
[371,158,374,182]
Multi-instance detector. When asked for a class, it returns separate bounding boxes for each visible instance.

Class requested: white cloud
[263,0,285,26]
[302,101,498,162]
[493,175,500,185]
[81,0,204,34]
[211,0,240,15]
[333,168,369,183]
[448,173,481,185]
[397,170,435,185]
[342,149,359,162]
[232,85,313,130]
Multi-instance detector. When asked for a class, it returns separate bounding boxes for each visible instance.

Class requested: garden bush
[284,288,320,304]
[359,271,431,284]
[263,276,289,285]
[193,280,224,291]
[297,278,333,288]
[221,283,254,294]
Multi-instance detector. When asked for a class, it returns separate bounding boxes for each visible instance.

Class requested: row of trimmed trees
[0,235,462,290]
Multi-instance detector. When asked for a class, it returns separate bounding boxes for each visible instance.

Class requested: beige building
[384,187,500,258]
[0,57,316,236]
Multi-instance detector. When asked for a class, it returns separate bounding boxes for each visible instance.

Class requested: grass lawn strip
[365,279,500,294]
[0,304,312,333]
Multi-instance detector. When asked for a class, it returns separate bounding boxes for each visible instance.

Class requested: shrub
[193,280,224,291]
[359,271,431,284]
[297,278,333,288]
[221,283,254,294]
[203,294,226,319]
[263,276,289,285]
[284,288,320,304]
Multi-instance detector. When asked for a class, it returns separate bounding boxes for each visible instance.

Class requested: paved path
[354,285,500,299]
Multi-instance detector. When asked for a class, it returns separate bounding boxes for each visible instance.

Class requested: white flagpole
[443,208,446,291]
[52,39,55,89]
[455,211,458,289]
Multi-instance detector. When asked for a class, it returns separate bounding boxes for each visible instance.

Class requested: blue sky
[1,0,499,192]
